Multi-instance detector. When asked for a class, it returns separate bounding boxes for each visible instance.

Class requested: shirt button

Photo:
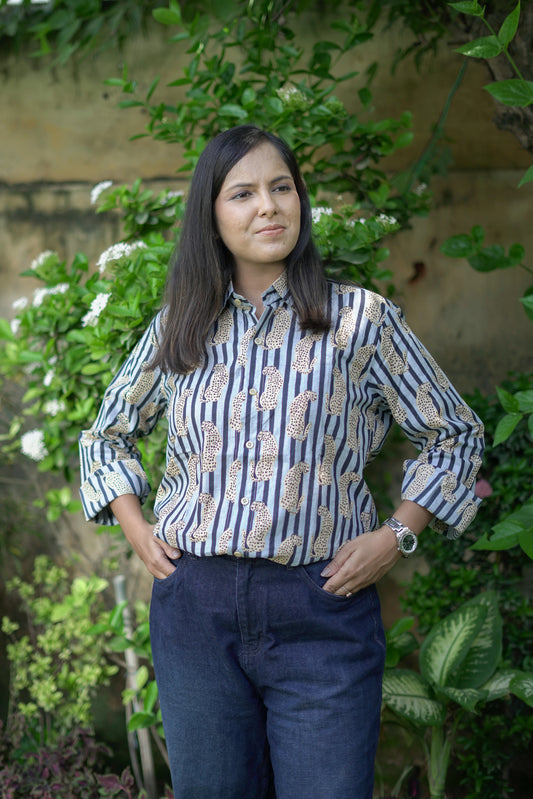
[233,551,243,558]
[240,497,249,506]
[254,337,261,345]
[249,388,257,396]
[234,298,242,307]
[245,440,254,449]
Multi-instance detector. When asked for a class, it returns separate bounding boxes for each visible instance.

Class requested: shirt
[79,273,485,566]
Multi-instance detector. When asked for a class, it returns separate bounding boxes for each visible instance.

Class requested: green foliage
[106,599,164,739]
[448,0,533,186]
[403,372,533,799]
[383,591,532,799]
[111,0,432,234]
[0,0,161,64]
[2,555,118,744]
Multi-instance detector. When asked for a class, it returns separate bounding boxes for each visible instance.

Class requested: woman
[80,125,484,799]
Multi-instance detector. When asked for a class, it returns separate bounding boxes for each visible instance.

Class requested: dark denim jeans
[150,553,385,799]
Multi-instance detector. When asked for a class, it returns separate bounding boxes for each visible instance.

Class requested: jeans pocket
[152,556,185,587]
[296,560,361,603]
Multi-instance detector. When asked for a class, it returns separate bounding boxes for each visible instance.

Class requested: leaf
[452,592,502,689]
[510,672,533,706]
[420,603,486,688]
[382,669,446,726]
[496,386,520,413]
[0,318,15,341]
[468,245,512,272]
[515,390,533,413]
[438,685,488,711]
[518,528,533,559]
[508,242,525,264]
[218,103,249,120]
[439,234,476,259]
[498,2,521,48]
[153,5,182,26]
[455,35,502,59]
[480,669,519,701]
[127,711,156,732]
[143,679,159,713]
[136,664,149,689]
[493,412,523,445]
[448,1,485,16]
[484,79,533,108]
[519,293,533,321]
[470,522,520,552]
[518,164,533,188]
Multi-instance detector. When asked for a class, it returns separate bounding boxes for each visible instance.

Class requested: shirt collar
[224,271,293,312]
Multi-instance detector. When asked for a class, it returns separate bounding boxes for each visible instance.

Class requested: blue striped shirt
[79,273,484,565]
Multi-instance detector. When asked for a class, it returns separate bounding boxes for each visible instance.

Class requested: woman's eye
[274,184,291,192]
[232,190,251,200]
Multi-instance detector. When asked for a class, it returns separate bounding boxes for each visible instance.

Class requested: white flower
[44,399,66,417]
[96,240,147,273]
[20,429,49,462]
[12,297,28,311]
[414,182,428,196]
[31,283,69,308]
[30,250,55,271]
[165,190,184,200]
[10,319,21,335]
[81,292,112,327]
[376,213,398,227]
[43,370,55,387]
[311,207,333,224]
[90,180,113,205]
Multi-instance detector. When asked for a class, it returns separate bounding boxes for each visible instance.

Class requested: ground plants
[383,592,533,799]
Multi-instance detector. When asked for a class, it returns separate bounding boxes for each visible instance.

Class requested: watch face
[401,532,417,554]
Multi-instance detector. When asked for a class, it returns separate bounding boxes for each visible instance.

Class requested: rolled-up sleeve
[79,313,168,525]
[370,299,485,539]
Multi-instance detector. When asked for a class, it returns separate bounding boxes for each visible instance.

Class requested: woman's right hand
[109,495,181,579]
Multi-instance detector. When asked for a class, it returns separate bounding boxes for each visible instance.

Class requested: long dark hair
[153,125,330,374]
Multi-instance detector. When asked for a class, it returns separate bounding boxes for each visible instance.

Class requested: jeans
[150,552,386,799]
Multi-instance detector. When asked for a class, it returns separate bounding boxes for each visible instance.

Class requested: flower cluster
[20,429,49,461]
[311,206,333,224]
[30,250,55,272]
[32,284,69,308]
[96,241,147,273]
[90,180,113,206]
[81,292,112,327]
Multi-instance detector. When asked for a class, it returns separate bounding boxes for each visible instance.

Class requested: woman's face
[214,142,301,281]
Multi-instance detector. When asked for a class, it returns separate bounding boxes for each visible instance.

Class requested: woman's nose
[258,190,277,216]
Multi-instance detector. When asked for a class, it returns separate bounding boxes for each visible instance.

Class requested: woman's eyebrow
[224,174,294,192]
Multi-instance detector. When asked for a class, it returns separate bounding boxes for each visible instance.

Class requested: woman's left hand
[320,526,400,596]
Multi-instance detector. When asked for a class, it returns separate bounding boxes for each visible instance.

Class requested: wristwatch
[383,517,418,558]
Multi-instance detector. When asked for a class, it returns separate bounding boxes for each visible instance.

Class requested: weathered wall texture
[1,13,531,604]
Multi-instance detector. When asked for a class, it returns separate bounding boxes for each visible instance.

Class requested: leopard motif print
[271,534,303,565]
[189,493,218,541]
[249,431,278,482]
[291,333,322,374]
[280,461,310,513]
[200,364,229,403]
[286,390,317,442]
[312,506,334,557]
[381,324,408,375]
[325,367,347,415]
[316,435,336,486]
[200,421,222,473]
[255,366,283,412]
